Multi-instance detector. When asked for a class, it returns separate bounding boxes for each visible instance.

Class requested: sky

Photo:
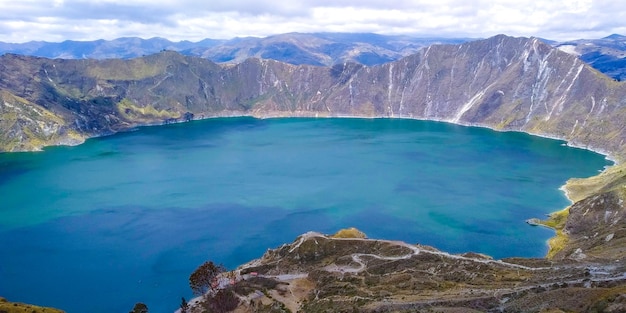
[0,0,624,43]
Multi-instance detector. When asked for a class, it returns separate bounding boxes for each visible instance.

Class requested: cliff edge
[187,228,626,312]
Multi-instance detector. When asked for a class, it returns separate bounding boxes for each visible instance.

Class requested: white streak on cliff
[553,59,578,96]
[349,81,354,107]
[597,98,607,117]
[452,82,496,123]
[388,64,394,116]
[547,64,584,121]
[583,96,596,127]
[44,68,54,84]
[448,53,457,103]
[494,37,504,66]
[417,53,434,117]
[571,119,579,136]
[260,60,268,94]
[525,49,553,125]
[399,84,406,115]
[423,46,431,70]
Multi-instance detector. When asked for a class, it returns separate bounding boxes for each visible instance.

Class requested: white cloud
[0,0,622,42]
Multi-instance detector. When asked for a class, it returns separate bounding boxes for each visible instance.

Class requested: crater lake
[0,117,611,313]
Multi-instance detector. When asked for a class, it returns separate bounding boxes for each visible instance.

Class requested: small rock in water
[526,218,542,226]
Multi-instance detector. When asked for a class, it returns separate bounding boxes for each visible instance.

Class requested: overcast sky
[0,0,623,43]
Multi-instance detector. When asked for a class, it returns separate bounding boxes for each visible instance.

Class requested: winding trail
[241,232,625,281]
[301,232,550,273]
[178,232,626,313]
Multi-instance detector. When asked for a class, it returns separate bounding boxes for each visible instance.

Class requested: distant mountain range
[0,37,223,60]
[0,33,469,66]
[1,33,624,80]
[556,34,626,81]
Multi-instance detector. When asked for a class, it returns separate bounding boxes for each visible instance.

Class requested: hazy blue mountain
[0,37,225,59]
[3,33,625,80]
[554,34,626,81]
[0,33,470,66]
[184,32,471,66]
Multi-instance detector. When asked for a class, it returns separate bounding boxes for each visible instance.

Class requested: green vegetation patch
[87,58,165,81]
[565,163,626,203]
[330,227,367,239]
[546,230,569,259]
[0,91,79,152]
[0,297,64,313]
[534,207,570,259]
[116,98,181,122]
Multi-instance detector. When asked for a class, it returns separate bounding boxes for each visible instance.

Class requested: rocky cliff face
[1,35,625,160]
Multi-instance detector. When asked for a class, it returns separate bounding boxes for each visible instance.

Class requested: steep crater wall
[1,35,625,161]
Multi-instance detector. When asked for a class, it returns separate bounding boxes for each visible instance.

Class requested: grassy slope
[538,162,626,259]
[0,297,64,313]
[565,162,626,203]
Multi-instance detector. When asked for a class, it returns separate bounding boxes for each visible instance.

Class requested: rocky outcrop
[212,230,626,313]
[537,162,626,262]
[557,188,626,261]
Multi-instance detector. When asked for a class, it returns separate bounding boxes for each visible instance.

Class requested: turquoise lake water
[0,117,611,312]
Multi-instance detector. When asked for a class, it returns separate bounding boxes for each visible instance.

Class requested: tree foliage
[189,261,226,296]
[129,302,148,313]
[180,297,189,313]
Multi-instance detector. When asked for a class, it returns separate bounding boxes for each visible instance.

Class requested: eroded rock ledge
[192,228,626,313]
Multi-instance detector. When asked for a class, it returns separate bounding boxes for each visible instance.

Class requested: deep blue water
[0,117,611,312]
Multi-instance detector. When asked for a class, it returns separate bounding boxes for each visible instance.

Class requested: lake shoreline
[0,115,614,313]
[6,112,617,261]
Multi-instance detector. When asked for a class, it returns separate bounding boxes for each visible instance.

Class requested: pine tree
[180,297,189,313]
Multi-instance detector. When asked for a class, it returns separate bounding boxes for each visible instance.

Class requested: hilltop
[190,223,626,312]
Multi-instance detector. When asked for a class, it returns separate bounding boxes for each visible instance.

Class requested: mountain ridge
[1,35,625,161]
[2,32,625,81]
[556,34,626,81]
[0,33,469,67]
